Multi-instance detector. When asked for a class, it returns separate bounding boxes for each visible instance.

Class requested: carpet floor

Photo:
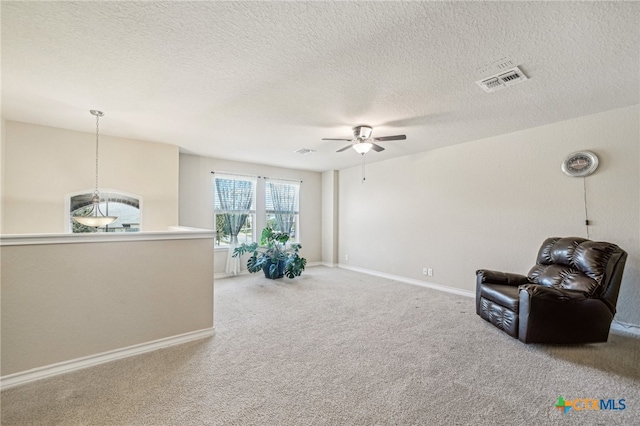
[1,266,639,425]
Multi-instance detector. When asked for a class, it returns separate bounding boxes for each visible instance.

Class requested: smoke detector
[476,66,528,93]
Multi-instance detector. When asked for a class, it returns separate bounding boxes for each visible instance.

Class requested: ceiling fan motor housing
[353,125,373,140]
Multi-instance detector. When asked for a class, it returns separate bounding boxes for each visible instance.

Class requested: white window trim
[211,174,303,248]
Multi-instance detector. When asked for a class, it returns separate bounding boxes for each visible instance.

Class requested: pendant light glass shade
[73,110,117,228]
[74,215,117,227]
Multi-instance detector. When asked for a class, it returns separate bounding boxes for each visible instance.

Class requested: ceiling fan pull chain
[362,154,366,183]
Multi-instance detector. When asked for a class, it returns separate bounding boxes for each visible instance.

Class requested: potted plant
[233,227,307,279]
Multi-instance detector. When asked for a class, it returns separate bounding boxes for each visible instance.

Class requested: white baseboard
[338,264,640,338]
[610,321,640,338]
[215,270,250,280]
[0,328,215,390]
[338,264,475,298]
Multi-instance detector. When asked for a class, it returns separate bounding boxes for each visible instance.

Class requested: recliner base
[478,296,518,338]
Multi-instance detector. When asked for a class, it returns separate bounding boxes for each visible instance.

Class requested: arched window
[69,191,141,233]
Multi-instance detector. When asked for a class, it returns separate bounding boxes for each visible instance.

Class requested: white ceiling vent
[294,148,316,155]
[476,66,528,93]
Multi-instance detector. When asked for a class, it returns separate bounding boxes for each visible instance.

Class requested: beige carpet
[2,266,639,425]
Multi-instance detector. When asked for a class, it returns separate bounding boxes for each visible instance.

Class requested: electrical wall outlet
[345,254,349,261]
[422,267,428,276]
[428,268,433,276]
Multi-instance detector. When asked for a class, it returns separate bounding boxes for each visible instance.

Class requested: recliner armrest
[476,269,529,286]
[518,284,587,302]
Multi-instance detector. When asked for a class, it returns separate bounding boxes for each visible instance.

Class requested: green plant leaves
[246,254,266,273]
[232,242,259,258]
[284,253,307,279]
[267,262,280,279]
[237,227,306,279]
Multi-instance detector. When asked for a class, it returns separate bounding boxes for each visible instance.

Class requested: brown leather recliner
[476,237,627,343]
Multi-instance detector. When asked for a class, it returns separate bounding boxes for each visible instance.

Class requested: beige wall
[179,154,323,274]
[338,105,640,326]
[1,120,179,234]
[322,170,339,265]
[1,119,6,230]
[1,235,214,376]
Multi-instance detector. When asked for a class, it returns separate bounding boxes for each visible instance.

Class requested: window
[69,191,141,233]
[265,179,300,241]
[214,174,256,247]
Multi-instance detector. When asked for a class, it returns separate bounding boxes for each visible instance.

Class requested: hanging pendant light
[73,110,117,228]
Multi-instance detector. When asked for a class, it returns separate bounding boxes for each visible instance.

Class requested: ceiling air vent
[294,148,316,155]
[476,66,528,93]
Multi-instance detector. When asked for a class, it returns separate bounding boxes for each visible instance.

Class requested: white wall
[339,105,640,327]
[179,154,323,274]
[1,121,179,234]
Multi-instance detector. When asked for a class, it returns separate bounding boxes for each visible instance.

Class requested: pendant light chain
[90,109,105,198]
[73,110,117,228]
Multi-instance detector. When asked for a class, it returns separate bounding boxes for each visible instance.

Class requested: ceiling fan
[322,125,406,154]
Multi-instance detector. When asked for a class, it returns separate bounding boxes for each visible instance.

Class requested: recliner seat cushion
[480,283,520,312]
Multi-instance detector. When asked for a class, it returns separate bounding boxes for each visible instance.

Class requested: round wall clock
[561,151,599,177]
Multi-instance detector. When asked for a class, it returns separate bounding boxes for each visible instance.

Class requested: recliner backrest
[527,237,622,297]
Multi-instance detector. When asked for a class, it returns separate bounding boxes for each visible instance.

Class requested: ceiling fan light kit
[322,125,406,155]
[353,142,373,154]
[322,125,407,183]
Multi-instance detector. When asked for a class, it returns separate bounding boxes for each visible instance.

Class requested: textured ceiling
[2,1,639,172]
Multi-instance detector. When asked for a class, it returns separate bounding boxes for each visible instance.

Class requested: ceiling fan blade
[322,138,352,141]
[373,135,406,141]
[371,143,385,152]
[336,144,353,153]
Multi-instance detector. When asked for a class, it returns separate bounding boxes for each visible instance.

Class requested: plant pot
[263,259,285,279]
